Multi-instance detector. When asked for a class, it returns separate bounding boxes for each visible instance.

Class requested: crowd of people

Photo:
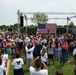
[0,32,76,75]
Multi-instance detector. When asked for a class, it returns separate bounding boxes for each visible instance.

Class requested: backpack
[61,42,69,50]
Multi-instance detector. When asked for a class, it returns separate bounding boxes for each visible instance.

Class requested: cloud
[0,0,76,25]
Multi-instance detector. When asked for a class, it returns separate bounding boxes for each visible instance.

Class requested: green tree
[57,25,64,28]
[28,24,37,28]
[12,23,18,31]
[69,21,74,30]
[0,25,8,31]
[31,13,48,24]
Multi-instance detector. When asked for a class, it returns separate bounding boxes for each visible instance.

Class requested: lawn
[8,54,74,75]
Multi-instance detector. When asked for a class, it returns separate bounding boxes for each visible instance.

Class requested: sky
[0,0,76,26]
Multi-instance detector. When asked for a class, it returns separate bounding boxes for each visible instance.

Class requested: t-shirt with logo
[25,46,35,59]
[12,58,24,69]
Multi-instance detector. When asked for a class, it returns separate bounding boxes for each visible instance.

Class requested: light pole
[24,15,27,34]
[66,17,70,34]
[17,10,20,34]
[66,16,76,34]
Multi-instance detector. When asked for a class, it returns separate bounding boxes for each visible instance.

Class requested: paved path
[6,60,10,75]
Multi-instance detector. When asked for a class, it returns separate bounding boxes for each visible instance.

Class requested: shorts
[48,54,54,59]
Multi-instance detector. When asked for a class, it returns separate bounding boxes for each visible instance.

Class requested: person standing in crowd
[0,55,6,75]
[73,43,76,69]
[60,39,69,65]
[12,52,24,75]
[1,48,9,67]
[54,39,61,61]
[5,39,12,58]
[55,70,63,75]
[25,42,35,69]
[33,38,43,58]
[17,35,24,53]
[11,39,16,58]
[41,46,48,66]
[69,39,75,56]
[29,56,48,75]
[47,41,55,65]
[0,36,4,50]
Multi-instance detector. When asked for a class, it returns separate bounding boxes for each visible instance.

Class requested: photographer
[29,56,48,75]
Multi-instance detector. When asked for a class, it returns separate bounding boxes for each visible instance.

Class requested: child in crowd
[12,52,24,75]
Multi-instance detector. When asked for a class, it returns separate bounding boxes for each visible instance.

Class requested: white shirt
[0,65,6,75]
[29,66,48,75]
[42,39,47,44]
[12,58,24,69]
[25,46,35,59]
[73,49,76,55]
[41,51,48,62]
[2,54,8,67]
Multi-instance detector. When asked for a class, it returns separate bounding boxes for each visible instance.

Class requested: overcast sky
[0,0,76,26]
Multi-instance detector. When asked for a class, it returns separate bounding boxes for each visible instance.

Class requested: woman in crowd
[5,39,12,58]
[41,46,48,65]
[12,52,24,75]
[60,39,69,65]
[54,38,61,61]
[47,41,55,65]
[17,35,24,53]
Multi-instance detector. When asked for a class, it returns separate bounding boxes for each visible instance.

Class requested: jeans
[60,50,68,65]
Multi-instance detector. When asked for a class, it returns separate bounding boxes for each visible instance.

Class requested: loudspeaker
[20,16,24,27]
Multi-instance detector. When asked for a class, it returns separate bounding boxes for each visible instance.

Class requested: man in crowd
[29,56,48,75]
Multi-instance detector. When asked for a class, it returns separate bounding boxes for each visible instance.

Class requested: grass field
[8,54,75,75]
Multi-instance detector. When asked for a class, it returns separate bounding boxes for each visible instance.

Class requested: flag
[37,23,57,34]
[38,23,46,29]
